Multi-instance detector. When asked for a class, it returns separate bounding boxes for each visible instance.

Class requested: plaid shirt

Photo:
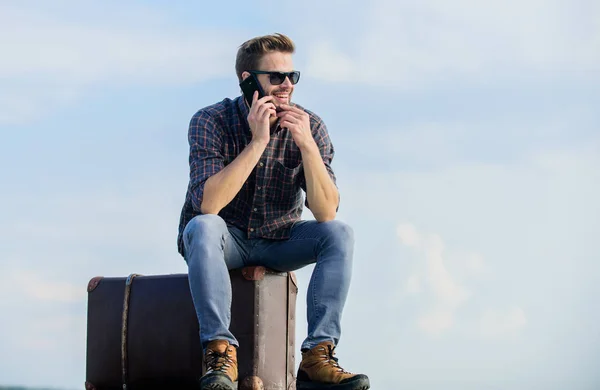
[177,95,337,256]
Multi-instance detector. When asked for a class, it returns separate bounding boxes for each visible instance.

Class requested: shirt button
[257,186,262,190]
[253,208,257,212]
[249,228,254,232]
[259,162,264,167]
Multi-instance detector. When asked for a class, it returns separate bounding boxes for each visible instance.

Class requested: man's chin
[275,101,291,112]
[277,100,292,110]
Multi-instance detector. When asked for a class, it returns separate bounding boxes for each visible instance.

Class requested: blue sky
[1,1,599,389]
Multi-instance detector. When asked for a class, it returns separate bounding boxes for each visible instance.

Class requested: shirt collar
[237,94,250,120]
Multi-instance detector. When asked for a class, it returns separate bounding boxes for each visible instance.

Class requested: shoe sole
[200,377,236,390]
[297,376,370,390]
[297,386,369,390]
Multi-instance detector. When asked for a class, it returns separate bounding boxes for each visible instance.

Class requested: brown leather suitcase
[85,266,298,390]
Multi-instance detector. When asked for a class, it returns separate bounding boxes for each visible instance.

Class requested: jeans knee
[183,214,227,249]
[321,220,355,250]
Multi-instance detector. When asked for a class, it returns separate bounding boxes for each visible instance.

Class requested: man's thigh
[250,220,328,272]
[223,224,253,270]
[184,216,251,270]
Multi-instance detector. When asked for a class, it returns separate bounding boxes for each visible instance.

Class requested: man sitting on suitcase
[177,33,370,390]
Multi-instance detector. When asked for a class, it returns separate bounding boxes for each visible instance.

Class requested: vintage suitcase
[85,266,298,390]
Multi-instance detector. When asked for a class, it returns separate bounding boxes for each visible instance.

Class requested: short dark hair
[235,33,295,82]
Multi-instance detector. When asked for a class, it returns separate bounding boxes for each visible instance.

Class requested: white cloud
[0,299,87,387]
[0,3,238,84]
[406,274,421,294]
[480,307,527,338]
[399,224,472,335]
[341,135,598,352]
[16,180,184,260]
[361,134,598,341]
[337,107,599,173]
[0,257,87,384]
[466,253,486,275]
[10,313,86,352]
[397,223,422,247]
[305,41,356,82]
[303,0,600,88]
[0,183,189,388]
[9,269,86,303]
[418,307,455,335]
[0,2,244,124]
[424,234,470,308]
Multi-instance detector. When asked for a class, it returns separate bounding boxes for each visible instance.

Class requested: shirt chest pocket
[267,161,303,204]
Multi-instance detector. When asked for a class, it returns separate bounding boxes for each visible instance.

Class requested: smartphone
[240,74,266,107]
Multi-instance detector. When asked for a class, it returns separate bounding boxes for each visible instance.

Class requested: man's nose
[280,75,293,88]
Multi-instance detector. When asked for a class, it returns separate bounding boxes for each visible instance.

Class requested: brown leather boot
[199,340,238,390]
[297,341,370,389]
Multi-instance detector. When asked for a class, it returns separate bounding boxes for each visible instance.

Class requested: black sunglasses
[249,70,301,85]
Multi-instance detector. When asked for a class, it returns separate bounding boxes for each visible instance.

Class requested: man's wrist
[299,139,319,155]
[249,137,270,149]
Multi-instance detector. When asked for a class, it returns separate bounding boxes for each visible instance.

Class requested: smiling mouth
[273,92,290,100]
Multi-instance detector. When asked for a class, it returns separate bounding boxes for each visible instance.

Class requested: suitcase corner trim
[87,276,104,293]
[85,381,97,390]
[242,266,266,281]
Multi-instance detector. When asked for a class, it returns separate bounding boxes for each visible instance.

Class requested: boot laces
[205,349,234,374]
[320,345,351,374]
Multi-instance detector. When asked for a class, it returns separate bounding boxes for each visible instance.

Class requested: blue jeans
[182,214,354,351]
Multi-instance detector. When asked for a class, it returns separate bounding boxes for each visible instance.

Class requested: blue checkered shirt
[177,96,337,256]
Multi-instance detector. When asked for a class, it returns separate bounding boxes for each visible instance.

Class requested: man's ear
[241,71,250,81]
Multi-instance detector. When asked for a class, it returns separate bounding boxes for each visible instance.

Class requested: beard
[271,89,292,111]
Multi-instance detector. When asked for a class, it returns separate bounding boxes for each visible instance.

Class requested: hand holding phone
[240,75,276,143]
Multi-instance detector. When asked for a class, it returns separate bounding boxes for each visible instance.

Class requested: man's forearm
[301,143,339,222]
[200,140,267,214]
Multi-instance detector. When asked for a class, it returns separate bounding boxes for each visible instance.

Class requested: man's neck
[269,116,279,128]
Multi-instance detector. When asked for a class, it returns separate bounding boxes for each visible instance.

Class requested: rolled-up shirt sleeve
[300,117,339,210]
[188,111,224,213]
